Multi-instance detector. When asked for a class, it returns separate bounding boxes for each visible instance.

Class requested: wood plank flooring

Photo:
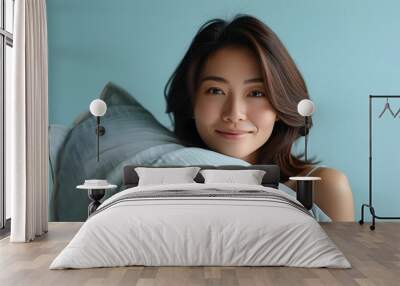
[0,222,399,286]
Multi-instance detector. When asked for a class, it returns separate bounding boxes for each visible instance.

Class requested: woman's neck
[242,151,258,165]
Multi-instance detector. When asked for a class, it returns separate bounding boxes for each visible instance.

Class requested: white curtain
[7,0,49,242]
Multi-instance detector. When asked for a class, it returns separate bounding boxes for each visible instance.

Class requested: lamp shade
[89,99,107,117]
[297,99,315,117]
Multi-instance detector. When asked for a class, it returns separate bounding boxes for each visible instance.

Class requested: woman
[164,15,354,221]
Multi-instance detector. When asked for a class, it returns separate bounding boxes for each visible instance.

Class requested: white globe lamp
[89,99,107,162]
[90,99,107,117]
[297,99,315,117]
[297,99,315,163]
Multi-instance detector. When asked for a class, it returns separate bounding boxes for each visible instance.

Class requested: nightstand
[77,183,117,216]
[289,176,321,210]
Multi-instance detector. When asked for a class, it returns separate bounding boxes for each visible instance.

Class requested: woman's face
[194,45,278,163]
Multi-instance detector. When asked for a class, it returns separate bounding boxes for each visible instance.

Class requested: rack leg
[359,204,367,225]
[369,206,376,231]
[360,201,400,230]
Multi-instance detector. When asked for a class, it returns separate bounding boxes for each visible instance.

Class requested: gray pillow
[51,82,182,221]
[49,124,70,183]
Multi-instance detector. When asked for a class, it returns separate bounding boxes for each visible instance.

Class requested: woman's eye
[249,91,265,97]
[206,87,225,95]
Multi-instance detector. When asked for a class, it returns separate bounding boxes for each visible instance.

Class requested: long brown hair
[164,14,318,182]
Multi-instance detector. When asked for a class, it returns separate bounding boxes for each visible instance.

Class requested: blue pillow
[52,82,180,221]
[49,124,70,183]
[52,82,247,221]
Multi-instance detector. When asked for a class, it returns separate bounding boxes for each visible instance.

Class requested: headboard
[122,165,280,189]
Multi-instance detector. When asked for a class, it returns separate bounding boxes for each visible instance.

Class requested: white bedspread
[50,183,351,269]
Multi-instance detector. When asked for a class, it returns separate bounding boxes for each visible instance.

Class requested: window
[0,0,14,233]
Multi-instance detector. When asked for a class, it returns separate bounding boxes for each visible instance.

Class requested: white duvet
[50,183,351,269]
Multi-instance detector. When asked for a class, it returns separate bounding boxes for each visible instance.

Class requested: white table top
[76,184,117,190]
[289,176,321,181]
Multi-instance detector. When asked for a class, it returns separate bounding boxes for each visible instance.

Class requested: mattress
[50,183,350,269]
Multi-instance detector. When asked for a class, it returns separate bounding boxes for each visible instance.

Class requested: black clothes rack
[359,95,400,230]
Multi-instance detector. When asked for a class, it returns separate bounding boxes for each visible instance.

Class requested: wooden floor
[0,222,399,286]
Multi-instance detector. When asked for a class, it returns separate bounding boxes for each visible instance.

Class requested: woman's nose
[221,97,247,123]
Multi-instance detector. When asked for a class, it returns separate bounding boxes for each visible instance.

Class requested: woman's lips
[215,129,252,139]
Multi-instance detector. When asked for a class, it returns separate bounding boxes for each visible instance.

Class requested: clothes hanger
[394,106,400,118]
[378,98,396,118]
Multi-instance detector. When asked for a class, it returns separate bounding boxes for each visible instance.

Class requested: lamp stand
[95,116,106,162]
[304,116,308,163]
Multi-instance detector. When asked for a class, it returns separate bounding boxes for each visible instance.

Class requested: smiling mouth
[215,130,253,139]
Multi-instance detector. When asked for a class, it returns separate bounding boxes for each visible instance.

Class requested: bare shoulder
[312,167,351,190]
[284,165,354,221]
[312,167,355,221]
[284,165,346,183]
[284,166,352,192]
[313,166,347,179]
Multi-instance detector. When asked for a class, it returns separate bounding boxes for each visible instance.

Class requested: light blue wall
[47,0,400,221]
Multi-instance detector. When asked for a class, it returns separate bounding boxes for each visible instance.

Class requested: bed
[49,165,350,269]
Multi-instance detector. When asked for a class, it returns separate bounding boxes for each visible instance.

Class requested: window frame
[0,0,13,232]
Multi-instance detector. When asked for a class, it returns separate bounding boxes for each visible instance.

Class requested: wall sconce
[89,99,107,162]
[297,99,315,163]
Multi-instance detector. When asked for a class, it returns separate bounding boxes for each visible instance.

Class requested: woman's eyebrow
[200,76,264,84]
[244,78,263,84]
[200,76,228,83]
